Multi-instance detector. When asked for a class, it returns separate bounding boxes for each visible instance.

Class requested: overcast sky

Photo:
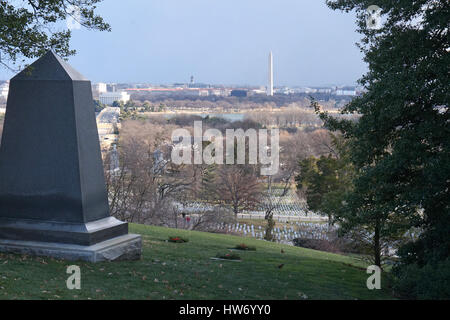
[2,0,366,86]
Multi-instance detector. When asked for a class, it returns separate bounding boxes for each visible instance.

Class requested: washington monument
[267,51,274,96]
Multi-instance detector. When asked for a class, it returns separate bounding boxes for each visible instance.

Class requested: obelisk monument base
[0,234,141,262]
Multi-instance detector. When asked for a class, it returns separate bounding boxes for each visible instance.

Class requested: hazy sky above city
[2,0,367,86]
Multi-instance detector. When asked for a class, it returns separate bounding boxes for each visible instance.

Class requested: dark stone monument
[0,51,141,262]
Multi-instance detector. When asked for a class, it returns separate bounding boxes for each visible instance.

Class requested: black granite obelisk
[0,52,141,261]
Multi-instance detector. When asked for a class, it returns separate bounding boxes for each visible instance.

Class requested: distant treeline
[130,93,351,109]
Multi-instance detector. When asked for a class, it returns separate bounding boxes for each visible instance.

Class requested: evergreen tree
[296,135,354,225]
[322,1,449,295]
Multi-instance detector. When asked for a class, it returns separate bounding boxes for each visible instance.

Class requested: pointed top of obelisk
[12,51,87,81]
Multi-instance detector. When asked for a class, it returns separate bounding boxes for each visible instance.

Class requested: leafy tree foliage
[93,99,106,113]
[322,1,449,294]
[0,0,109,69]
[296,135,354,225]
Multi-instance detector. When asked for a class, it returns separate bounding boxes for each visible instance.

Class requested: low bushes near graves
[292,237,366,254]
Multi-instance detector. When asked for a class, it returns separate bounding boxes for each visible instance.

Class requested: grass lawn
[0,224,394,300]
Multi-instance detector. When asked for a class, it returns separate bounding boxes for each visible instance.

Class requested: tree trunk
[374,220,381,267]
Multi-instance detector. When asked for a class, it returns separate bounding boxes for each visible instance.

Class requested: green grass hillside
[0,224,393,300]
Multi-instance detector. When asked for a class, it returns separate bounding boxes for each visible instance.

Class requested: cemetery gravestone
[0,51,141,262]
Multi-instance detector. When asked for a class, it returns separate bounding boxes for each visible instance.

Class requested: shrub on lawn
[216,252,241,260]
[168,236,189,243]
[234,243,256,251]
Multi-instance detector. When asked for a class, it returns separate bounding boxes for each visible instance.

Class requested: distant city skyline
[0,0,366,86]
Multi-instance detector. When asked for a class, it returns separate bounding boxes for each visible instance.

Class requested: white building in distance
[99,91,130,105]
[92,82,107,99]
[336,89,357,96]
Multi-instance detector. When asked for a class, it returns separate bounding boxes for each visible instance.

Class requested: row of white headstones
[213,222,337,242]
